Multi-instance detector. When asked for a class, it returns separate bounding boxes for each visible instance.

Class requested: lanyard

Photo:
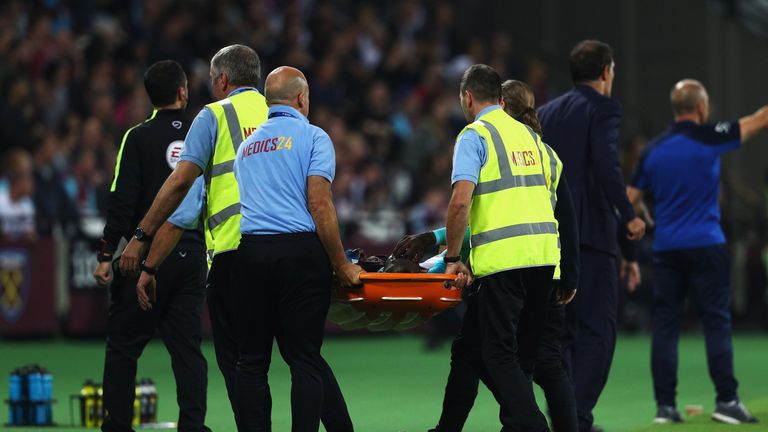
[268,111,298,119]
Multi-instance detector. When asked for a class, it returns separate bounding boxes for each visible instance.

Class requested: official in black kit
[93,60,211,432]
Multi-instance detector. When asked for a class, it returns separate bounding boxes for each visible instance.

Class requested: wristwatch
[140,260,158,276]
[134,227,152,242]
[443,255,462,263]
[96,252,113,263]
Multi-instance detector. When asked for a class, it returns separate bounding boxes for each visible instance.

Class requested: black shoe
[589,427,605,432]
[712,400,758,424]
[654,405,683,424]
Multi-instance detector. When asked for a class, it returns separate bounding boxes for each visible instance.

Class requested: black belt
[241,232,316,243]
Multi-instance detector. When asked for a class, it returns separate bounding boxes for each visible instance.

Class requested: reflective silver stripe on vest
[474,120,547,195]
[207,203,240,231]
[210,160,234,177]
[524,125,557,211]
[529,130,561,249]
[542,143,558,211]
[470,221,558,248]
[475,174,547,194]
[526,124,548,181]
[219,99,244,152]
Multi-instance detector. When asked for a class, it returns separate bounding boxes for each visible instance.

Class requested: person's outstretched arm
[307,176,363,287]
[739,105,768,142]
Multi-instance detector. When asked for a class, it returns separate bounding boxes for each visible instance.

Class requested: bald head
[671,79,709,120]
[265,66,309,113]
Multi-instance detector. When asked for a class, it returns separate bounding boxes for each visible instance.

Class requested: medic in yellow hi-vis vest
[465,107,562,278]
[204,89,268,256]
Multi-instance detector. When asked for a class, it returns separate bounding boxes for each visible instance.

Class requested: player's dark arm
[554,173,579,293]
[589,100,636,223]
[137,161,201,236]
[739,105,768,142]
[102,131,143,254]
[307,175,362,287]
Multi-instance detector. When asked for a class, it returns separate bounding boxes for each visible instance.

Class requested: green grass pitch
[1,335,766,431]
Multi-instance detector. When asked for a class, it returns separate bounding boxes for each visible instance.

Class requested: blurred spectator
[0,0,545,248]
[0,0,764,332]
[64,148,106,217]
[32,132,80,237]
[0,148,36,241]
[525,57,558,107]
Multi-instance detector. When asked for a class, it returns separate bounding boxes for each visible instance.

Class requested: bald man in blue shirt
[628,79,768,425]
[232,66,362,432]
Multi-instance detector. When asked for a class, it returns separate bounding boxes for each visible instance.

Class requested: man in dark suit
[538,40,646,432]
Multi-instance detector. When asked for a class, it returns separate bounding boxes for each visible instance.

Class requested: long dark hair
[501,80,543,136]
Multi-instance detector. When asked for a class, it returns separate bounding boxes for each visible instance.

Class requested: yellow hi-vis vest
[204,89,268,256]
[465,108,562,278]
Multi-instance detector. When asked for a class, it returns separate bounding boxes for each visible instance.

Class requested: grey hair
[210,44,261,87]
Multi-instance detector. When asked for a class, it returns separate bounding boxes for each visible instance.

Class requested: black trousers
[102,249,209,432]
[651,245,738,406]
[206,251,242,414]
[436,288,576,432]
[437,267,554,432]
[561,247,617,432]
[234,233,352,432]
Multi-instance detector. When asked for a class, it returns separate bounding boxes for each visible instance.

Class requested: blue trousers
[651,244,738,407]
[561,247,617,432]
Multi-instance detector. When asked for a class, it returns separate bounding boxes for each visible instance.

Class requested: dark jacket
[102,109,204,254]
[538,85,635,256]
[554,173,579,290]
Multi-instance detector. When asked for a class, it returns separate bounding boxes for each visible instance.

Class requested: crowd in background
[0,0,557,245]
[0,0,766,329]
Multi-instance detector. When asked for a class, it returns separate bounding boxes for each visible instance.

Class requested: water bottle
[9,369,21,425]
[132,383,140,427]
[138,379,149,424]
[19,366,31,425]
[28,368,43,425]
[79,380,96,427]
[41,369,53,425]
[147,378,157,424]
[29,368,44,425]
[95,384,104,427]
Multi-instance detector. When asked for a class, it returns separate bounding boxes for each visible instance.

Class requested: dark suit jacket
[538,85,635,256]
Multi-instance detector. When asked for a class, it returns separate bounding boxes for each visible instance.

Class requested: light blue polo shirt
[233,105,336,235]
[179,87,259,171]
[451,105,499,185]
[167,177,205,229]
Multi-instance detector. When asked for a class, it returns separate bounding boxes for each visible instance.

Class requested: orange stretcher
[328,272,461,332]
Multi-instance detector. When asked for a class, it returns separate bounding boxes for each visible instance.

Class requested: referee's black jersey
[102,108,204,254]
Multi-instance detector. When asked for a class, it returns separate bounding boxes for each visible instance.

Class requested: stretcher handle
[358,272,459,282]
